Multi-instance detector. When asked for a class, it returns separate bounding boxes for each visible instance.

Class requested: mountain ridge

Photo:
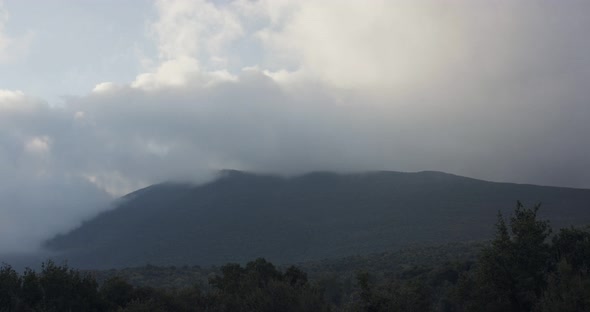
[44,170,590,269]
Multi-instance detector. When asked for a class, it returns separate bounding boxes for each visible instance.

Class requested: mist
[1,0,590,254]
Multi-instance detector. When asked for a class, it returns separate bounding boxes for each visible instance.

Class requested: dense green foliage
[45,171,590,268]
[0,259,329,312]
[1,261,103,311]
[3,202,590,311]
[91,242,483,290]
[343,202,590,311]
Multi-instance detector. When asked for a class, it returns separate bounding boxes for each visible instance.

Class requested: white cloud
[83,171,148,198]
[25,136,50,155]
[134,0,243,89]
[0,89,25,108]
[0,89,47,119]
[152,0,242,61]
[137,0,467,91]
[255,1,457,90]
[92,82,120,94]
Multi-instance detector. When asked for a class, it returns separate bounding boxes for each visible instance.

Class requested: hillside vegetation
[2,203,590,311]
[45,170,590,268]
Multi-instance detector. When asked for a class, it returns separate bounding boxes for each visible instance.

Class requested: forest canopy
[1,202,590,311]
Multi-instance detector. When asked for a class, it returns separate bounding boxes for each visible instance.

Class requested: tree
[100,276,135,309]
[21,268,42,310]
[208,258,329,312]
[536,227,590,311]
[536,258,590,312]
[551,226,590,273]
[0,264,21,312]
[38,260,102,312]
[470,202,551,312]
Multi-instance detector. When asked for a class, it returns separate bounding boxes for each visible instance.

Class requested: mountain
[44,170,590,269]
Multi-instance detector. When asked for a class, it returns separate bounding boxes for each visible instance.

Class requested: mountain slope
[44,170,590,269]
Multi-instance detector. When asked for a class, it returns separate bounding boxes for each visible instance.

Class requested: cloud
[24,136,50,155]
[1,0,590,253]
[255,0,460,90]
[0,89,27,110]
[133,0,243,89]
[152,0,242,62]
[0,2,32,64]
[0,91,112,253]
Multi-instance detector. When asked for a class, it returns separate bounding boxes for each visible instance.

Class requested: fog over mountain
[1,0,590,254]
[43,171,590,269]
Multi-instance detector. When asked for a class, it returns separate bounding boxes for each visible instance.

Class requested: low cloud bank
[1,0,590,253]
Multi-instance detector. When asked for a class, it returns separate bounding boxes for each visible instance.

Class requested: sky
[1,0,590,253]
